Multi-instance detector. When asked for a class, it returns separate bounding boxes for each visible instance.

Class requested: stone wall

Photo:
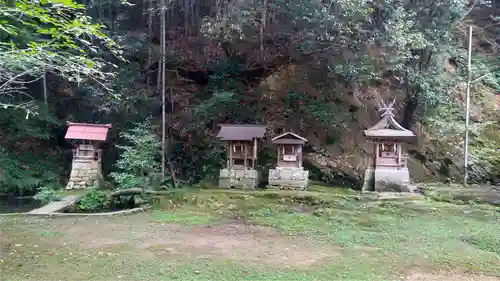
[219,169,259,189]
[66,159,101,190]
[363,167,414,192]
[268,168,309,189]
[362,168,374,191]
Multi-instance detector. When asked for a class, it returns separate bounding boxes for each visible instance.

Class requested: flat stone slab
[219,168,259,189]
[27,195,82,215]
[268,168,309,189]
[363,192,424,200]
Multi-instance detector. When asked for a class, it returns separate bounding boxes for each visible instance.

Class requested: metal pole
[464,25,472,186]
[160,0,166,181]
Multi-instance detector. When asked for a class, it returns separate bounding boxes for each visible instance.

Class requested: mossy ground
[1,185,499,281]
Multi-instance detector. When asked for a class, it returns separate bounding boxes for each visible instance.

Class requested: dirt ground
[405,271,500,281]
[1,213,499,281]
[1,214,338,268]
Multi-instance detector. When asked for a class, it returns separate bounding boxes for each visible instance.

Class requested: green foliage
[185,60,261,181]
[109,121,162,189]
[360,1,467,110]
[0,149,60,194]
[192,60,261,127]
[192,90,241,127]
[0,0,124,112]
[426,83,500,183]
[33,183,63,204]
[284,91,344,127]
[200,0,470,115]
[77,188,108,212]
[0,105,62,141]
[469,120,500,183]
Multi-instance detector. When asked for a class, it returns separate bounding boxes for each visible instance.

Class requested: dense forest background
[1,0,499,195]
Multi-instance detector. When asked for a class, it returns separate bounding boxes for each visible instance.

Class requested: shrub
[77,188,108,212]
[33,184,63,204]
[109,121,162,189]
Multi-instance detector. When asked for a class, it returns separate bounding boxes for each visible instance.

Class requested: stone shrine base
[66,159,100,190]
[219,168,259,189]
[268,168,309,190]
[362,167,414,192]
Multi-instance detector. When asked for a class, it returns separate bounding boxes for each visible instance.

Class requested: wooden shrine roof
[272,132,307,144]
[216,124,267,141]
[364,99,415,140]
[65,122,112,141]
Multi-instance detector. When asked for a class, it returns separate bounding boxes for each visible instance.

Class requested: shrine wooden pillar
[253,138,257,168]
[298,146,302,168]
[397,143,402,166]
[228,141,233,168]
[244,142,248,169]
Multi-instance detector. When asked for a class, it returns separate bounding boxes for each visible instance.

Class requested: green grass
[1,186,499,281]
[150,209,219,226]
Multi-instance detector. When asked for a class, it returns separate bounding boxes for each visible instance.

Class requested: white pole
[160,0,166,181]
[464,25,472,186]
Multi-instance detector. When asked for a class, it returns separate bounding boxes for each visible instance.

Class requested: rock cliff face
[255,64,500,187]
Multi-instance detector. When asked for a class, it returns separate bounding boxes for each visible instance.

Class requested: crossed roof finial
[377,98,396,118]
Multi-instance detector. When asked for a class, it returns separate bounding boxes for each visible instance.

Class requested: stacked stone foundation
[219,168,259,189]
[66,159,101,190]
[363,167,414,192]
[268,168,309,190]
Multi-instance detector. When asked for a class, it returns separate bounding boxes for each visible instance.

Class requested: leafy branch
[0,0,125,113]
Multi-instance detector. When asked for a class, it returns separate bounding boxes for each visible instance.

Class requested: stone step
[27,195,82,215]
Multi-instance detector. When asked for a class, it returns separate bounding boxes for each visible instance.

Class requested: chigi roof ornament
[377,98,396,118]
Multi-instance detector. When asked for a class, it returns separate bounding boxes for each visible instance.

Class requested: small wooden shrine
[362,99,415,191]
[64,122,112,190]
[216,124,267,188]
[268,132,309,189]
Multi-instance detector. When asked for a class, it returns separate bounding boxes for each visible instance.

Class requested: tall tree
[0,0,123,113]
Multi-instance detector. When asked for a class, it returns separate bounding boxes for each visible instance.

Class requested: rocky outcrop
[256,65,500,187]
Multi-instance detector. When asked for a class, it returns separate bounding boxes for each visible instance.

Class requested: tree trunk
[167,84,177,188]
[146,0,153,86]
[184,0,189,35]
[43,66,47,107]
[260,0,267,59]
